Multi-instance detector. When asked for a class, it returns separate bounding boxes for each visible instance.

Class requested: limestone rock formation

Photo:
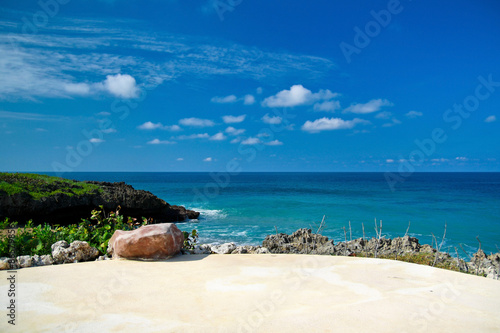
[51,240,99,264]
[108,223,184,260]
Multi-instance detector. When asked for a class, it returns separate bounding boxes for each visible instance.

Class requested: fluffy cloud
[301,117,367,133]
[455,156,468,161]
[244,94,256,105]
[138,121,162,130]
[102,74,139,98]
[179,118,215,127]
[225,126,246,135]
[90,138,105,143]
[210,132,227,141]
[203,157,213,162]
[266,140,283,146]
[64,83,91,96]
[405,110,423,118]
[262,84,338,108]
[222,115,246,124]
[313,100,340,112]
[262,114,282,124]
[176,158,184,161]
[138,122,181,131]
[175,133,210,140]
[382,118,402,127]
[147,138,176,144]
[485,115,496,123]
[211,95,238,103]
[241,137,262,145]
[344,99,392,114]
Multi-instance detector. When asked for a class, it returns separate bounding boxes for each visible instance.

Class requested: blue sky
[0,0,499,172]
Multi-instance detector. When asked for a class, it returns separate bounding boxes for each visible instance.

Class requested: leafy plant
[183,229,199,250]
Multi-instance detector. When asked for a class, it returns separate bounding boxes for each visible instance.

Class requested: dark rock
[0,178,200,225]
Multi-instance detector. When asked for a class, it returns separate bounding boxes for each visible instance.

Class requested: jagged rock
[263,228,330,254]
[0,174,200,225]
[17,255,33,268]
[211,243,237,254]
[51,240,99,264]
[97,255,111,261]
[31,254,54,266]
[0,257,10,270]
[107,223,183,260]
[192,244,211,254]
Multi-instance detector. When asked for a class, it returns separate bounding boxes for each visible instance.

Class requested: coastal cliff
[0,173,199,225]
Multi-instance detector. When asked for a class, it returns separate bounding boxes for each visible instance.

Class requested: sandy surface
[1,254,499,332]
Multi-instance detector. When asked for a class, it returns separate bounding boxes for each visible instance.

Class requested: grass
[357,252,462,272]
[0,172,101,200]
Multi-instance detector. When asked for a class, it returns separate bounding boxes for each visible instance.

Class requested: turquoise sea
[47,172,500,255]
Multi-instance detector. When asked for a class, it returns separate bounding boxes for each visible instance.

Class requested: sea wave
[189,208,228,220]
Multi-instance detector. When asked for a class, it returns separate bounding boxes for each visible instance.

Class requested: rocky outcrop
[51,240,99,264]
[107,223,184,260]
[0,177,200,225]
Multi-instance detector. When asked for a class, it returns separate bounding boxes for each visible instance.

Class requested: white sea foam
[189,208,227,220]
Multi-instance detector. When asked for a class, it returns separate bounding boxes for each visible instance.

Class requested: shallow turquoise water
[53,172,500,254]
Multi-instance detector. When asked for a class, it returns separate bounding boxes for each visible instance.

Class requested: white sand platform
[1,254,499,332]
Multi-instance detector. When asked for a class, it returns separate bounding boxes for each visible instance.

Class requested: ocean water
[48,172,500,255]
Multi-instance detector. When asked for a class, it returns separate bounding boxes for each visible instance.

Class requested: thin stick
[343,226,348,256]
[459,244,472,261]
[349,221,352,242]
[476,236,482,252]
[405,221,411,237]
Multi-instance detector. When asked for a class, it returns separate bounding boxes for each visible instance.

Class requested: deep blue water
[45,172,500,254]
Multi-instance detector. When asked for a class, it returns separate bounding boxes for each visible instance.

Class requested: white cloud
[244,94,255,105]
[455,156,468,161]
[386,159,394,163]
[138,121,163,130]
[266,140,283,146]
[241,137,262,145]
[164,124,182,131]
[64,83,91,95]
[485,115,496,123]
[210,132,227,141]
[301,117,367,133]
[431,158,449,162]
[175,133,210,140]
[203,157,213,162]
[0,110,67,122]
[222,115,246,124]
[138,122,181,131]
[382,118,402,127]
[262,113,282,124]
[313,100,340,112]
[179,117,215,127]
[97,111,111,116]
[405,110,423,118]
[344,99,393,114]
[230,138,241,144]
[256,87,263,94]
[102,74,139,98]
[211,95,237,103]
[89,138,105,143]
[0,20,334,101]
[176,158,184,161]
[147,138,176,145]
[262,85,338,108]
[375,111,392,119]
[225,126,246,135]
[102,128,116,134]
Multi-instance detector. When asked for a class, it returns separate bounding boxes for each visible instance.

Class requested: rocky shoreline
[3,227,498,280]
[0,174,200,225]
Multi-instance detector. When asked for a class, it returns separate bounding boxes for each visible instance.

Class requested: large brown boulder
[108,223,184,260]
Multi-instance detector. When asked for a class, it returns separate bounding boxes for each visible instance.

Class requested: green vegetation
[0,172,101,199]
[183,229,199,250]
[357,252,462,272]
[0,206,199,257]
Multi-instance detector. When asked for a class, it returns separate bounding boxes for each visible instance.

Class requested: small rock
[211,242,236,254]
[17,255,33,268]
[255,247,270,254]
[192,244,211,255]
[0,257,11,270]
[51,240,99,264]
